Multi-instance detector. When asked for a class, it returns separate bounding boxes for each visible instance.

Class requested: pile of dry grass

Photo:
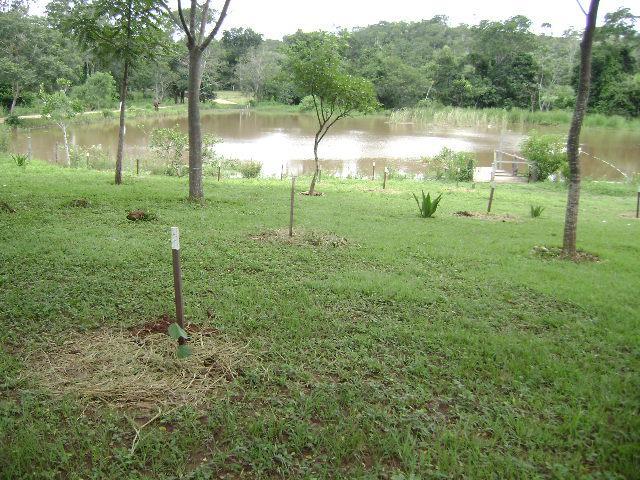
[24,328,247,411]
[454,211,518,222]
[251,228,348,247]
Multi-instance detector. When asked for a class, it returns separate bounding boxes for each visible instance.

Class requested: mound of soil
[531,245,600,263]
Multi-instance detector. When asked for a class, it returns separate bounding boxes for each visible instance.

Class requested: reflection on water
[9,110,640,179]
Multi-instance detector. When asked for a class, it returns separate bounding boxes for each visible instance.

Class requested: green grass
[0,156,639,478]
[389,105,640,130]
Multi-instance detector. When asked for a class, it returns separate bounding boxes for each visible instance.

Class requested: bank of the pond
[0,155,638,478]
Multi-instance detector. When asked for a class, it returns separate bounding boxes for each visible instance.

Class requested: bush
[425,147,476,181]
[520,132,567,181]
[237,161,262,178]
[71,72,117,111]
[149,126,188,177]
[299,95,316,112]
[5,114,21,127]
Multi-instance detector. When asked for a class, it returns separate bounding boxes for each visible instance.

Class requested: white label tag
[171,227,180,250]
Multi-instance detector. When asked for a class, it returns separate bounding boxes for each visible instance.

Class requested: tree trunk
[10,83,20,114]
[308,133,321,195]
[562,0,599,257]
[187,47,204,200]
[61,122,71,166]
[115,58,130,185]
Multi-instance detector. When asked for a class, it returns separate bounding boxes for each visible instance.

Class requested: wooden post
[27,130,32,161]
[289,176,296,237]
[372,161,376,180]
[217,164,221,181]
[136,158,140,176]
[383,167,388,189]
[54,142,58,163]
[487,181,496,213]
[636,185,640,219]
[280,162,284,180]
[171,227,186,345]
[318,169,321,183]
[491,151,496,182]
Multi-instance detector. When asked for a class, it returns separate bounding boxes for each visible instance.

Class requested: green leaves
[413,191,443,218]
[168,323,191,359]
[176,344,191,359]
[167,322,189,341]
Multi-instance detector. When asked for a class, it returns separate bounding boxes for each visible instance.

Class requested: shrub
[299,95,316,112]
[520,132,567,181]
[413,190,442,218]
[425,147,476,181]
[149,126,188,177]
[530,205,545,218]
[5,114,21,127]
[71,72,117,111]
[237,161,262,178]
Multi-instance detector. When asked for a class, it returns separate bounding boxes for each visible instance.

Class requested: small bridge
[474,150,534,183]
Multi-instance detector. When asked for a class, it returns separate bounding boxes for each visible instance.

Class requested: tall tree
[563,0,600,257]
[158,0,231,200]
[59,0,165,184]
[286,32,379,196]
[0,10,80,113]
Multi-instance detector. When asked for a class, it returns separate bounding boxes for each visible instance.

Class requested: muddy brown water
[9,110,640,180]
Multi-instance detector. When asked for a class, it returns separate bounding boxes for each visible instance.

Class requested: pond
[10,110,640,180]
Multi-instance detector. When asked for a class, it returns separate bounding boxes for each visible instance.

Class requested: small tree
[40,80,81,166]
[286,32,378,195]
[563,0,600,257]
[71,72,117,110]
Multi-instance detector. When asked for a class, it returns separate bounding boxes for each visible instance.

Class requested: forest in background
[1,2,639,117]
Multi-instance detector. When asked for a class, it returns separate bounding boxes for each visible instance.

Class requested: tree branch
[198,0,210,43]
[176,0,194,44]
[189,0,197,38]
[200,0,231,51]
[575,0,587,16]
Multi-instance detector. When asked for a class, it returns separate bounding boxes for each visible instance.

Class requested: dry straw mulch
[454,210,518,222]
[23,326,248,411]
[251,228,348,247]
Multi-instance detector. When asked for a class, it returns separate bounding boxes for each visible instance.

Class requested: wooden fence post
[289,176,296,237]
[171,227,186,344]
[217,164,221,181]
[136,158,140,176]
[27,130,32,161]
[383,167,388,189]
[372,161,376,180]
[636,185,640,219]
[487,181,496,213]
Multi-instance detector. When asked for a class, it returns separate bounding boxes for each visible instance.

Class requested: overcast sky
[32,0,635,39]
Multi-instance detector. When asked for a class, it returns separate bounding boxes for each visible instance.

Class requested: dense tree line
[1,3,638,117]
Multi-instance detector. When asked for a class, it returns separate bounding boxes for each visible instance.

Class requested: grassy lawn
[0,156,638,479]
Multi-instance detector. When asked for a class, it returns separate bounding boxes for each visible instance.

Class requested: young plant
[12,153,28,167]
[149,126,188,177]
[413,190,442,218]
[530,205,545,218]
[168,322,191,359]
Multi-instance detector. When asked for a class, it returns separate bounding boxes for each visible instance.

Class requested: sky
[31,0,634,39]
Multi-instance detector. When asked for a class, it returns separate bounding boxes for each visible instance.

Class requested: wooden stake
[289,176,296,237]
[136,158,140,176]
[27,130,32,161]
[383,167,388,189]
[280,162,284,180]
[487,181,496,213]
[372,161,376,180]
[171,227,186,345]
[636,185,640,219]
[54,142,58,163]
[217,164,221,181]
